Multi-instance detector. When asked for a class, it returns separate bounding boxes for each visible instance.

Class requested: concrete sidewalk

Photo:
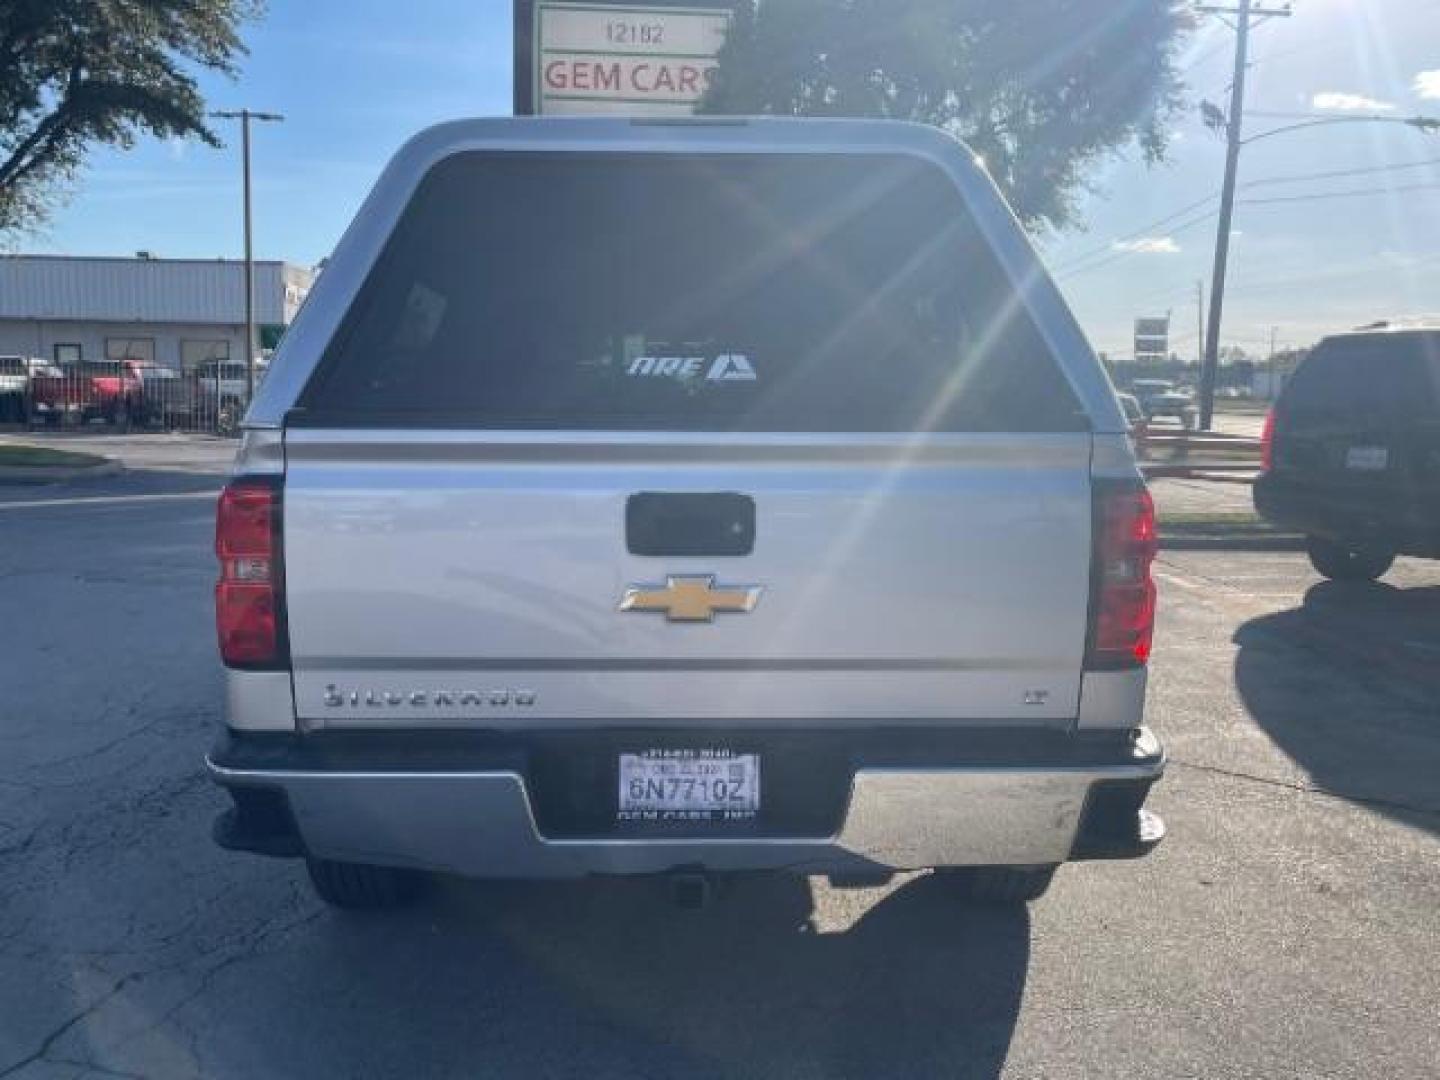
[0,431,237,476]
[1149,475,1257,520]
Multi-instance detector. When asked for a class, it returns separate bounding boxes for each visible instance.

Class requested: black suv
[1255,326,1440,581]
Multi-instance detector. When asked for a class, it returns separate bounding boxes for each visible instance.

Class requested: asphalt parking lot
[2,453,1437,1079]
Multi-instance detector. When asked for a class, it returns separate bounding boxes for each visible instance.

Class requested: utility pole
[1196,280,1205,367]
[1196,1,1293,431]
[210,109,285,406]
[1268,325,1279,400]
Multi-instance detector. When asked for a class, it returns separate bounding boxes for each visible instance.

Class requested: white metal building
[0,254,313,370]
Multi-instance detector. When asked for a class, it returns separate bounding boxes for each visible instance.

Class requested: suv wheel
[305,858,425,910]
[1306,537,1395,583]
[938,865,1057,905]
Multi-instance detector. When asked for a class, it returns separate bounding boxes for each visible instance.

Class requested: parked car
[0,355,34,422]
[196,360,263,433]
[1255,325,1440,581]
[206,118,1166,911]
[1130,379,1198,429]
[1116,391,1150,455]
[29,361,145,428]
[132,363,204,429]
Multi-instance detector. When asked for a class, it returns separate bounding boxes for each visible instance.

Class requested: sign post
[515,0,736,117]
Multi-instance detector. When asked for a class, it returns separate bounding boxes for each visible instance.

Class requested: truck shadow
[1233,580,1440,837]
[217,873,1030,1079]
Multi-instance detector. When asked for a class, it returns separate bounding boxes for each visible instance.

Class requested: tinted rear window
[299,153,1083,432]
[1282,335,1440,420]
[0,358,25,375]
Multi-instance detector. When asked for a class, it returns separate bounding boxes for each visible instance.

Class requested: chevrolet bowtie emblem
[619,575,764,623]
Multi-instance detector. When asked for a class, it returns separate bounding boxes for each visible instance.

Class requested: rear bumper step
[207,727,1166,878]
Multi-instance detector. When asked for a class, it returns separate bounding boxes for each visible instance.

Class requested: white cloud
[1415,70,1440,100]
[1312,92,1396,112]
[1112,237,1181,255]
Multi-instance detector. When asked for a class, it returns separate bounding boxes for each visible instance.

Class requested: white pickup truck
[0,355,32,421]
[207,118,1165,911]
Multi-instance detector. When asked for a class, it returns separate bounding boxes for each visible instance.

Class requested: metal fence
[1135,422,1261,477]
[0,365,249,436]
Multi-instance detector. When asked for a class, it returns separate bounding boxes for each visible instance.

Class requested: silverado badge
[619,575,764,623]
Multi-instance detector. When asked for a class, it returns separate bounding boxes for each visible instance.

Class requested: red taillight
[1087,486,1159,669]
[1260,408,1277,473]
[215,479,285,667]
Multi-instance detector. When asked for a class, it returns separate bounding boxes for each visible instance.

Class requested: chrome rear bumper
[207,728,1165,878]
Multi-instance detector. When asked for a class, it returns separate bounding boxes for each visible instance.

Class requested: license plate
[618,750,760,823]
[1346,446,1388,471]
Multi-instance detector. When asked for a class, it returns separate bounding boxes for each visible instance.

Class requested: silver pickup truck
[207,118,1165,911]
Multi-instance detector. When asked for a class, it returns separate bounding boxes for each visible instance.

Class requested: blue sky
[20,0,1440,358]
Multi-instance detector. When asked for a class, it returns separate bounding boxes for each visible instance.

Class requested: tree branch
[0,57,82,190]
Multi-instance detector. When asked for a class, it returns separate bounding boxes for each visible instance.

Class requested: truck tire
[1306,537,1395,583]
[305,858,425,910]
[938,865,1057,905]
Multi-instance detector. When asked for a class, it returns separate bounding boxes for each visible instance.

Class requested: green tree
[702,1,1191,231]
[0,0,262,238]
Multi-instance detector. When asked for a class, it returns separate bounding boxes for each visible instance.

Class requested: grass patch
[0,444,108,469]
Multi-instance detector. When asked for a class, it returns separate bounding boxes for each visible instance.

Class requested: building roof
[0,254,314,326]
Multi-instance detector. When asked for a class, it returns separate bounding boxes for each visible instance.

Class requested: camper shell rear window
[298,152,1085,433]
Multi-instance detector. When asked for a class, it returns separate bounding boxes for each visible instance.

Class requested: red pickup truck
[30,361,145,428]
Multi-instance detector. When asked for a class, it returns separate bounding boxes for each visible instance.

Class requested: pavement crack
[45,1057,149,1080]
[1171,757,1440,822]
[18,712,178,775]
[0,971,144,1079]
[106,901,325,1061]
[0,897,320,1079]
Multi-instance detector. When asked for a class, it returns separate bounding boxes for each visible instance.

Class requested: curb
[1160,532,1305,552]
[0,460,124,485]
[1143,465,1258,480]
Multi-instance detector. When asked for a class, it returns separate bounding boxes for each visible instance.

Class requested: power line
[1194,15,1287,103]
[1057,176,1440,281]
[1055,155,1440,282]
[1048,193,1220,275]
[1241,154,1440,189]
[1057,153,1440,278]
[1225,256,1440,301]
[1247,110,1365,120]
[1130,280,1208,309]
[1055,210,1220,281]
[1240,180,1440,205]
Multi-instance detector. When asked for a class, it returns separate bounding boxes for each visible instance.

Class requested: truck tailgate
[283,430,1093,725]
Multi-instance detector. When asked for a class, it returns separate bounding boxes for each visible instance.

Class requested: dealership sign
[522,2,734,116]
[1134,317,1171,363]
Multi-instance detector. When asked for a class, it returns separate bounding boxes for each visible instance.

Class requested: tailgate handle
[627,493,755,557]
